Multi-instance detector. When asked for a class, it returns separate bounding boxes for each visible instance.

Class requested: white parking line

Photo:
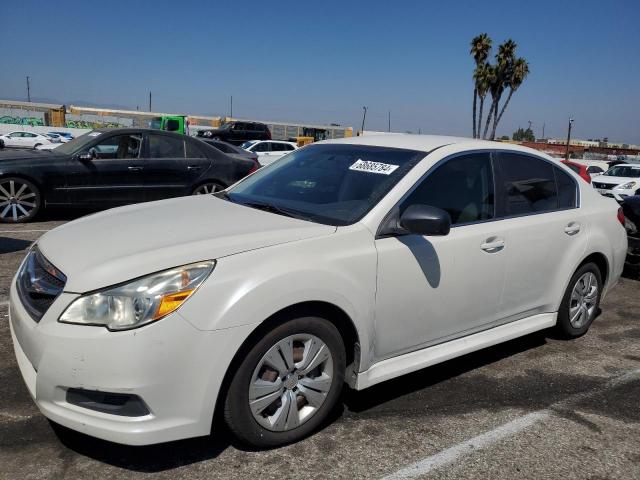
[381,368,640,479]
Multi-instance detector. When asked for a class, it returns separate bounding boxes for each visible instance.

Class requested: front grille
[593,182,614,190]
[17,248,66,322]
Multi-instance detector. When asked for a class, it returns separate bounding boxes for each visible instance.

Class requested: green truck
[149,115,189,135]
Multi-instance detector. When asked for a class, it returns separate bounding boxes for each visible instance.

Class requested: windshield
[241,141,257,150]
[226,144,426,226]
[604,165,640,177]
[52,131,103,155]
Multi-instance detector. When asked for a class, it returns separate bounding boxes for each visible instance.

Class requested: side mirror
[78,152,93,161]
[400,205,451,236]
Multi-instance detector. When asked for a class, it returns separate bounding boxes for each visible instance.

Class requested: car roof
[318,134,550,156]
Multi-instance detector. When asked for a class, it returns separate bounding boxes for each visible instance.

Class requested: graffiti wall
[0,108,45,127]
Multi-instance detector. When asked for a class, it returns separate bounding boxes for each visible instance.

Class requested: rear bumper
[9,281,256,445]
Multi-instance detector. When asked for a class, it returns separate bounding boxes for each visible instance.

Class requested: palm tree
[483,39,517,139]
[490,58,530,139]
[473,63,492,139]
[470,34,492,138]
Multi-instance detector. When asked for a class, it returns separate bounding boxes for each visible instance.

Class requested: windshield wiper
[240,201,302,219]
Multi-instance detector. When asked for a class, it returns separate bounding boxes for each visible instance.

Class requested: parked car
[0,128,257,223]
[0,131,53,149]
[49,131,74,141]
[9,135,626,448]
[622,196,640,272]
[199,139,259,164]
[42,133,62,143]
[587,165,605,177]
[241,140,298,166]
[592,164,640,201]
[561,159,591,183]
[196,121,271,144]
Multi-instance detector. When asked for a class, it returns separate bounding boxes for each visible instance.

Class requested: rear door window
[495,152,577,216]
[185,140,207,159]
[148,134,185,158]
[253,142,270,153]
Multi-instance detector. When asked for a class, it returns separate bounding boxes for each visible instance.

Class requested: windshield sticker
[349,159,399,175]
[88,132,102,137]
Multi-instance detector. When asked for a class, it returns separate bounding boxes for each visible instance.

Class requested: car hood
[594,176,638,187]
[37,196,336,292]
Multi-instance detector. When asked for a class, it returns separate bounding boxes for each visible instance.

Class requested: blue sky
[1,0,639,143]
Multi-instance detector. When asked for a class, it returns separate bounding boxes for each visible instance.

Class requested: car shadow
[397,235,441,287]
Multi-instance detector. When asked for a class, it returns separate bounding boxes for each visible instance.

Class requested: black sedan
[0,128,258,223]
[622,196,640,272]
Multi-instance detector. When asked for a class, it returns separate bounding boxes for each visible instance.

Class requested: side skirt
[350,313,557,390]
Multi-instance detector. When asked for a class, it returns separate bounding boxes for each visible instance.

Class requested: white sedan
[592,163,640,201]
[241,140,297,166]
[0,131,53,149]
[10,135,626,448]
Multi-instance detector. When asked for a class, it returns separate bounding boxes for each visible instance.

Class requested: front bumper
[9,281,255,445]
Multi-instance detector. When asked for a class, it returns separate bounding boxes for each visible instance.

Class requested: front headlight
[59,261,215,331]
[618,181,637,190]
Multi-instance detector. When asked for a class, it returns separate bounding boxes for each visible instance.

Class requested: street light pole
[230,95,233,118]
[565,117,574,161]
[26,76,31,102]
[361,106,367,135]
[388,110,391,132]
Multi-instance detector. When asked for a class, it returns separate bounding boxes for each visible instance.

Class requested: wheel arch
[212,300,360,428]
[0,173,44,200]
[578,252,609,287]
[191,178,227,194]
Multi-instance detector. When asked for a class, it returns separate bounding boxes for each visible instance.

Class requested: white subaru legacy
[10,135,627,448]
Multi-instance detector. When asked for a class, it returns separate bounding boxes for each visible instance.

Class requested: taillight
[248,160,260,174]
[617,207,625,226]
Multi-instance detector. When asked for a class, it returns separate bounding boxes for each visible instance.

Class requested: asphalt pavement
[1,214,639,479]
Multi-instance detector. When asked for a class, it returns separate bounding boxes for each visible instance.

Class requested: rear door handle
[480,237,505,253]
[187,165,202,171]
[564,222,581,236]
[128,166,143,171]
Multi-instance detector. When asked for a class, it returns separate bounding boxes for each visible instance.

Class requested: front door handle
[128,166,143,171]
[480,237,505,253]
[564,222,581,236]
[187,165,202,171]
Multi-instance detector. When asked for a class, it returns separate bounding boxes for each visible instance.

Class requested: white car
[241,140,297,166]
[10,135,627,448]
[0,131,53,149]
[592,163,640,201]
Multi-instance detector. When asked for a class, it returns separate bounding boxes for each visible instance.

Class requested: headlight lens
[59,261,215,330]
[618,181,636,190]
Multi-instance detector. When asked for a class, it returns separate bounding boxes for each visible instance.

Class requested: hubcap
[194,184,218,195]
[0,180,37,222]
[569,272,598,328]
[249,334,333,432]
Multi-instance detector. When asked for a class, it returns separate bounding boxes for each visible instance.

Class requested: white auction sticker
[88,132,102,137]
[349,159,399,175]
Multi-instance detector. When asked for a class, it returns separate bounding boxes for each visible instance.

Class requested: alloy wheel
[249,334,333,432]
[569,272,598,328]
[193,183,220,195]
[0,179,39,222]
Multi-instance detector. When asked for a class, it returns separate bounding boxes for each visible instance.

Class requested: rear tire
[33,143,41,150]
[192,182,224,195]
[224,317,345,448]
[0,177,41,223]
[556,262,602,338]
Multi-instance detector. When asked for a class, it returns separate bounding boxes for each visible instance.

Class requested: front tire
[224,317,345,448]
[556,262,602,338]
[0,177,41,223]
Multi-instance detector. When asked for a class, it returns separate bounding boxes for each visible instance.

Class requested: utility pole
[149,91,152,112]
[527,120,532,131]
[361,106,367,135]
[26,76,31,102]
[565,117,574,161]
[230,95,233,118]
[542,122,545,139]
[388,110,391,132]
